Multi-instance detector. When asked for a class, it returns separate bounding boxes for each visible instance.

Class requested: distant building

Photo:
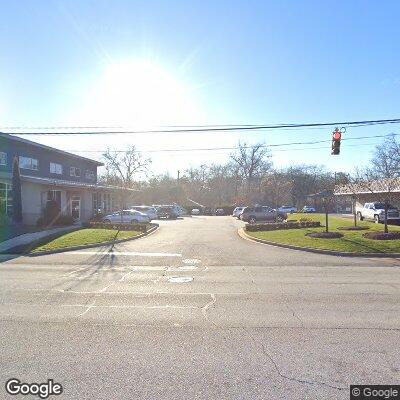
[0,133,132,224]
[334,179,400,212]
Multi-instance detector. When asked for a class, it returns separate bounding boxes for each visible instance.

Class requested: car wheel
[276,215,284,222]
[131,219,139,224]
[249,216,257,224]
[103,219,111,223]
[374,215,380,224]
[357,212,363,221]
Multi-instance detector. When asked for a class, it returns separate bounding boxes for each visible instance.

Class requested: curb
[26,224,159,257]
[237,228,400,258]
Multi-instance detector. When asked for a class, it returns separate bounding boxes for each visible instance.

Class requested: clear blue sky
[1,0,400,175]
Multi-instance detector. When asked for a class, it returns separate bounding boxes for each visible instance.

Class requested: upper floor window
[50,162,63,175]
[85,170,95,181]
[19,156,38,170]
[0,152,6,166]
[70,167,81,177]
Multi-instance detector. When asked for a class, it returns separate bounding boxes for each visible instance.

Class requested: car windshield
[374,203,395,209]
[3,4,400,399]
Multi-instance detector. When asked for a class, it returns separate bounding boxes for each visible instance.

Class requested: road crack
[252,334,346,391]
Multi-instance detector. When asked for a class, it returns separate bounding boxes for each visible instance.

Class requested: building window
[0,182,13,216]
[19,156,38,170]
[0,152,6,166]
[70,167,81,177]
[47,190,61,209]
[50,162,63,175]
[92,193,101,214]
[85,170,95,181]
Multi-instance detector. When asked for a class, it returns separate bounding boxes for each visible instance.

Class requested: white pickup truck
[356,202,400,223]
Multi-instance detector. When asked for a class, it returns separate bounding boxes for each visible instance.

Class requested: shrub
[88,221,148,232]
[337,226,370,231]
[43,200,61,225]
[307,232,343,239]
[56,215,74,226]
[37,213,74,227]
[0,214,9,226]
[298,217,313,223]
[90,212,105,222]
[363,232,400,240]
[0,199,10,226]
[245,221,321,232]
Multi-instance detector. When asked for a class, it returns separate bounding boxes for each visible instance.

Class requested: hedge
[245,221,321,232]
[36,214,74,227]
[84,221,149,232]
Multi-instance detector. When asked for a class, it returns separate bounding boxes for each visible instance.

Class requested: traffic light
[331,128,342,155]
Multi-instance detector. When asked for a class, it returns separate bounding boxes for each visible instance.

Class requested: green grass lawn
[246,214,400,253]
[30,228,141,254]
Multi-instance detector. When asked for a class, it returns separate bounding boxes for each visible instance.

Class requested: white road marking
[177,265,198,271]
[168,276,194,283]
[183,259,201,264]
[69,251,182,257]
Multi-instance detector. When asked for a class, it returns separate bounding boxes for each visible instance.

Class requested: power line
[2,118,400,135]
[56,133,399,154]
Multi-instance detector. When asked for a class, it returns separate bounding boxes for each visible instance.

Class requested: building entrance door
[71,196,81,220]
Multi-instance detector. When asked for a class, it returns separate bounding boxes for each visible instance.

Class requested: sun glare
[80,59,202,128]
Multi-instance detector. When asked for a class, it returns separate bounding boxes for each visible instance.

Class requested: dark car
[202,207,214,215]
[215,208,225,215]
[240,206,287,224]
[156,206,179,219]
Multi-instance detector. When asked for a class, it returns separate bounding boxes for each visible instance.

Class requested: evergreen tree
[12,156,22,224]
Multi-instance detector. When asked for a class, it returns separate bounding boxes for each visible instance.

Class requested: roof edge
[0,132,104,166]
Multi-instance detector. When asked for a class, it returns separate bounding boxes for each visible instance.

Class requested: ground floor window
[0,182,13,216]
[103,193,111,212]
[92,193,101,214]
[47,190,61,209]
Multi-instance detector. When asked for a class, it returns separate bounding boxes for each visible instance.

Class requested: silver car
[103,210,150,224]
[130,206,158,220]
[240,206,287,224]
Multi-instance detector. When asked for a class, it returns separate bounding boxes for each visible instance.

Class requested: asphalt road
[1,216,400,399]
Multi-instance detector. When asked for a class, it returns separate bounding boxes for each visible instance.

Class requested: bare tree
[335,173,362,227]
[230,142,272,198]
[262,171,293,209]
[102,146,151,211]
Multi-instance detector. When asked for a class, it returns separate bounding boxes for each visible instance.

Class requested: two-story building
[0,133,131,225]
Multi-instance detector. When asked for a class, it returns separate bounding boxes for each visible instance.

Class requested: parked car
[130,205,158,220]
[202,207,214,215]
[177,206,188,216]
[191,208,200,215]
[156,206,179,219]
[103,210,150,224]
[240,206,287,224]
[278,205,297,214]
[356,202,400,223]
[215,208,225,216]
[232,207,245,218]
[301,206,316,213]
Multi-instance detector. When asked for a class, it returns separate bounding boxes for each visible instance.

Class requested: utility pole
[176,170,180,204]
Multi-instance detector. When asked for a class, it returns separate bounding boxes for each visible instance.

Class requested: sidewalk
[0,225,79,253]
